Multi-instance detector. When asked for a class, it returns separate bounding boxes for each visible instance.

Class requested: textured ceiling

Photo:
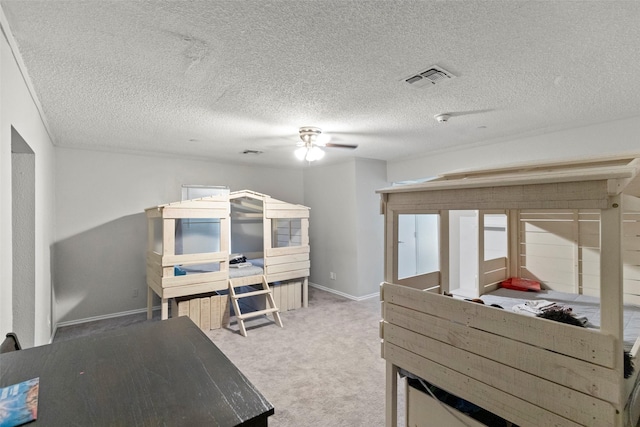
[2,1,640,168]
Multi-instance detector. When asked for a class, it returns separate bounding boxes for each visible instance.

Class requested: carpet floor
[54,286,406,426]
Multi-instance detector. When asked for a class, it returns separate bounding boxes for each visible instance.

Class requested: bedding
[179,258,265,279]
[480,287,640,350]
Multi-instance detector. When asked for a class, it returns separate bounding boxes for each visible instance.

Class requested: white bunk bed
[229,190,310,307]
[145,190,310,331]
[378,154,640,427]
[145,194,230,320]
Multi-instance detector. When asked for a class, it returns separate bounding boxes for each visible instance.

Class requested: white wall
[304,158,387,299]
[1,28,56,346]
[54,148,303,324]
[387,115,640,183]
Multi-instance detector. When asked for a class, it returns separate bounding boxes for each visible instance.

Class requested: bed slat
[384,323,615,426]
[384,302,621,404]
[384,342,585,427]
[383,282,616,368]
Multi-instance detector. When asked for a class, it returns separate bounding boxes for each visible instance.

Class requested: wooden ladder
[228,275,283,337]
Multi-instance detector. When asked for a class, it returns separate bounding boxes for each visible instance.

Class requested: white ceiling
[2,1,640,168]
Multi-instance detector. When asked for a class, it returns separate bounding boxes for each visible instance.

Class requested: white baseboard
[309,282,379,301]
[55,306,159,329]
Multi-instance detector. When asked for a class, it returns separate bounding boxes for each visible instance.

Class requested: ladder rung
[230,289,271,299]
[236,307,278,320]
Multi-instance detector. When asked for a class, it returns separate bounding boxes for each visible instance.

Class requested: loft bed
[377,154,640,427]
[145,190,310,323]
[145,194,230,320]
[229,190,310,308]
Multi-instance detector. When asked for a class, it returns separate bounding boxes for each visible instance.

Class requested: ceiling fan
[295,126,358,162]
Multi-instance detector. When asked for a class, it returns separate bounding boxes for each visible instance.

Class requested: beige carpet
[55,286,405,426]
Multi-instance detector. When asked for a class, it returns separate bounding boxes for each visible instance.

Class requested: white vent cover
[402,65,455,88]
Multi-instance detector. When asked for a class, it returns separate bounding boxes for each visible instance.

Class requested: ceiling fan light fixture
[295,145,325,162]
[307,145,325,161]
[295,146,308,160]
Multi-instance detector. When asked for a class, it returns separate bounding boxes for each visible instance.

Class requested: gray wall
[354,159,387,297]
[304,158,387,299]
[54,148,304,324]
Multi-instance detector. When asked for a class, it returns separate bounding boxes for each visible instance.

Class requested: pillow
[501,277,541,292]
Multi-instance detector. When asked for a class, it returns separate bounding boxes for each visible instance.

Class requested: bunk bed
[145,190,310,328]
[145,194,230,320]
[377,154,640,427]
[229,190,310,308]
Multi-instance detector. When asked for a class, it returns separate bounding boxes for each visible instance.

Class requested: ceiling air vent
[402,65,455,89]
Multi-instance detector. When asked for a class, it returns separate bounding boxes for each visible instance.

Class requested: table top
[0,317,274,426]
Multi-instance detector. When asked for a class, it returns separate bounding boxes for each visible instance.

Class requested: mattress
[179,259,264,279]
[480,287,640,350]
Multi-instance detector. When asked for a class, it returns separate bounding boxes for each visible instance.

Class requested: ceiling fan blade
[325,142,358,150]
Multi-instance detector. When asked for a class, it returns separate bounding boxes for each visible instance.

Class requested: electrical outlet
[330,272,336,280]
[133,289,139,298]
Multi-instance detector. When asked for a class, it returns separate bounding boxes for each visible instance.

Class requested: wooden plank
[189,298,200,328]
[520,242,575,259]
[280,283,288,311]
[145,207,162,218]
[228,274,263,287]
[161,251,228,267]
[301,218,309,246]
[396,271,440,290]
[265,245,310,257]
[147,250,162,265]
[482,268,507,286]
[161,207,229,219]
[483,257,506,272]
[623,264,640,281]
[267,269,309,283]
[200,297,211,331]
[163,219,175,257]
[162,281,229,299]
[384,302,621,404]
[266,209,309,219]
[599,197,626,419]
[383,323,614,425]
[521,231,575,246]
[382,282,615,367]
[267,253,309,266]
[293,281,302,309]
[384,342,583,427]
[265,260,310,275]
[220,294,230,327]
[288,281,295,311]
[162,270,228,288]
[384,181,610,211]
[210,295,221,330]
[439,210,450,293]
[164,199,229,209]
[624,250,640,265]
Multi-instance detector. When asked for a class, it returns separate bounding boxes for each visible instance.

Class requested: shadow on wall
[52,213,148,325]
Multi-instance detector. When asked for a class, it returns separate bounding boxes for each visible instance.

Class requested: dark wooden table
[0,316,274,426]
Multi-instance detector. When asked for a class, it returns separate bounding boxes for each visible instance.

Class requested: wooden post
[439,210,450,293]
[477,210,485,296]
[600,194,625,419]
[386,361,398,427]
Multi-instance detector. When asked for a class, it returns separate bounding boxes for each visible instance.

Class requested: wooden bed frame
[145,194,231,320]
[229,190,310,307]
[145,190,310,322]
[378,154,640,427]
